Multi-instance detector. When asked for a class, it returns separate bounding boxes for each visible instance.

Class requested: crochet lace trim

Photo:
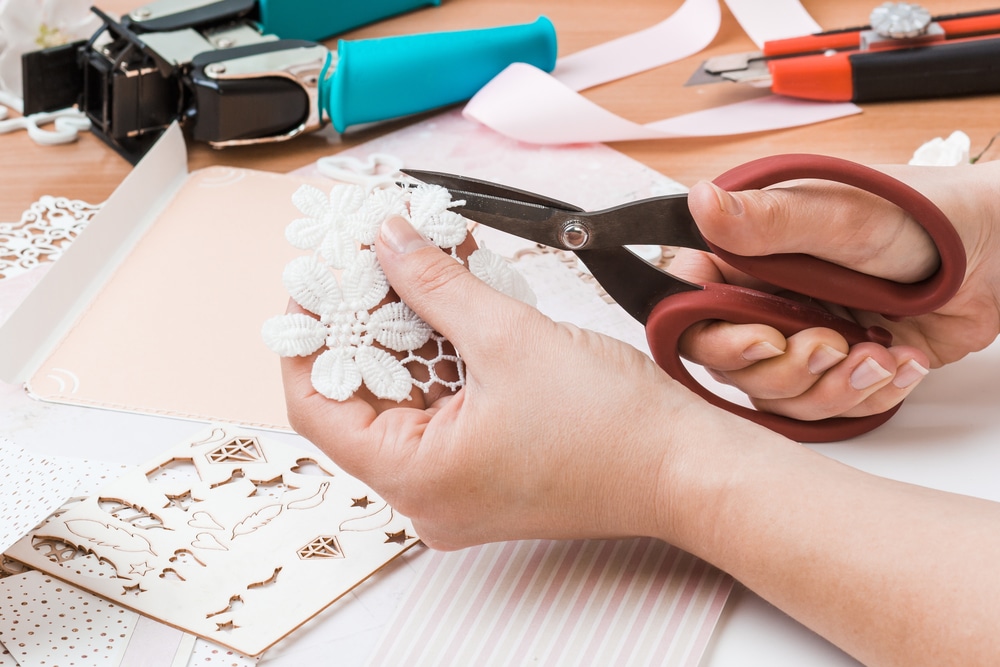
[262,173,534,402]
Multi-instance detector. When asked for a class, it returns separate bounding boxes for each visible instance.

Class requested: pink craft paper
[27,168,318,430]
[464,63,862,145]
[552,0,823,92]
[724,0,821,46]
[463,0,861,145]
[550,0,721,92]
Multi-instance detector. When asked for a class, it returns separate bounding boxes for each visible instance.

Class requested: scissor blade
[402,170,703,324]
[403,169,710,251]
[402,169,587,247]
[577,248,702,324]
[402,169,583,211]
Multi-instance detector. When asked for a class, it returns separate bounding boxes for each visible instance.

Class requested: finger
[280,349,373,442]
[751,343,929,421]
[710,328,850,400]
[375,215,543,365]
[668,247,725,285]
[670,246,778,295]
[679,319,787,372]
[280,344,447,485]
[687,179,939,283]
[839,347,930,418]
[278,299,413,478]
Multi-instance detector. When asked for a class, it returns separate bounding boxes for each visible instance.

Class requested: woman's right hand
[673,160,1000,422]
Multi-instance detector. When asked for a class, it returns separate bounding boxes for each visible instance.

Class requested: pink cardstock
[25,167,321,430]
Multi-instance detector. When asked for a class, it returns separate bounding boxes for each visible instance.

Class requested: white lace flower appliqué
[262,178,534,402]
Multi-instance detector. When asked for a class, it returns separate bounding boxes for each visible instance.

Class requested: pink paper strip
[463,0,861,145]
[551,0,721,92]
[724,0,821,46]
[464,63,861,145]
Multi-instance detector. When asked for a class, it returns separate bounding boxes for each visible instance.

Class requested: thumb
[687,179,938,283]
[375,215,533,356]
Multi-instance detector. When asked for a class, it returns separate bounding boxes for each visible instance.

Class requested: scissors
[402,154,966,442]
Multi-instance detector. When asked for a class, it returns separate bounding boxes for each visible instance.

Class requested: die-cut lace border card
[0,196,101,281]
[5,425,418,657]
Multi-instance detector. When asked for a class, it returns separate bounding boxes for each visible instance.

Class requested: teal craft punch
[20,0,558,163]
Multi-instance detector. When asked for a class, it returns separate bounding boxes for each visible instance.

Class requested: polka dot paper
[0,570,142,666]
[0,570,198,666]
[0,438,75,553]
[189,639,257,666]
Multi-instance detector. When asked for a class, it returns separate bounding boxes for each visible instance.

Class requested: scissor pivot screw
[559,221,591,250]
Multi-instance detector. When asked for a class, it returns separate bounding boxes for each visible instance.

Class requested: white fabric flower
[262,252,431,401]
[0,0,99,96]
[344,187,408,245]
[468,247,536,307]
[286,183,368,269]
[264,173,536,403]
[909,130,971,166]
[407,184,469,248]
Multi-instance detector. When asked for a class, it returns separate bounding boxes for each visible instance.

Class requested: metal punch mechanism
[21,0,558,163]
[24,1,335,160]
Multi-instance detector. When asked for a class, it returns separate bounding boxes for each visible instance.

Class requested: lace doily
[262,175,534,402]
[0,195,101,279]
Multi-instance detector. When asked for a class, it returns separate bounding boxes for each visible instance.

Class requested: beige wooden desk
[3,0,1000,222]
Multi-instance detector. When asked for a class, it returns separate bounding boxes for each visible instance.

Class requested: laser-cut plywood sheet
[5,426,418,656]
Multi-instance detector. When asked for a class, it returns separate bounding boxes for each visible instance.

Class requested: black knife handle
[851,36,1000,102]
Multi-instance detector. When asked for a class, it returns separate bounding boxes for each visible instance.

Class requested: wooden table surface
[3,0,999,221]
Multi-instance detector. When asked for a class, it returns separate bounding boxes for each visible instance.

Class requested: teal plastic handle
[322,16,558,132]
[257,0,441,42]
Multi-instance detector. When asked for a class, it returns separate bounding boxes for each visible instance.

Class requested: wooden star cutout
[129,561,154,576]
[121,582,145,596]
[215,620,238,632]
[384,529,412,545]
[351,496,372,508]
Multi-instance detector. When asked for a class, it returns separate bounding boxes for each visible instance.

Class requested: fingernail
[850,357,893,390]
[380,215,430,254]
[892,359,929,389]
[742,341,783,361]
[808,344,848,374]
[707,367,733,386]
[709,181,744,216]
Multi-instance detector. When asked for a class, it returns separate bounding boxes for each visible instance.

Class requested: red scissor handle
[647,154,965,442]
[708,154,966,318]
[647,284,899,442]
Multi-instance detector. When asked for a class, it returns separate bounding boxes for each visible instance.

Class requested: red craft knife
[686,4,1000,102]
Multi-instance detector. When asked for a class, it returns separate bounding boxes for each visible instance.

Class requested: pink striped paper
[370,538,732,666]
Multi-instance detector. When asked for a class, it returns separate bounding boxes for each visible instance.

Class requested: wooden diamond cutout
[207,437,265,464]
[297,535,344,560]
